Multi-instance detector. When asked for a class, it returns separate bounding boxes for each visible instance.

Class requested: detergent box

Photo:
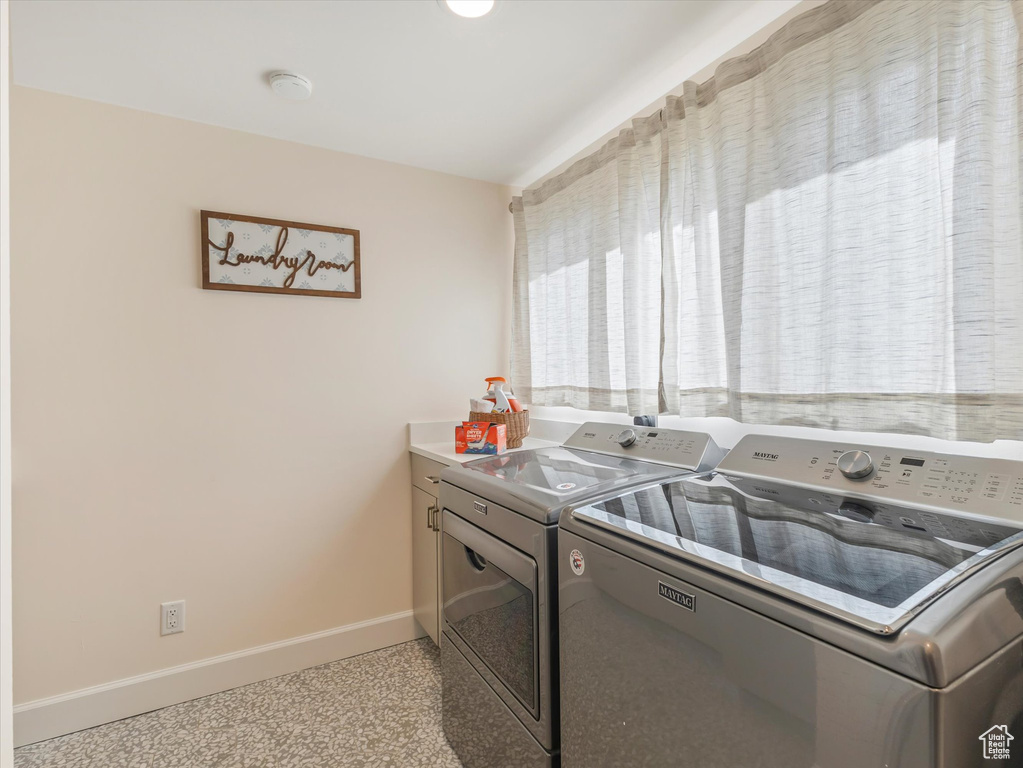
[455,421,507,455]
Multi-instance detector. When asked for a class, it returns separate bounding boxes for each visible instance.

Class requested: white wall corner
[1,1,15,765]
[408,420,459,446]
[512,0,812,189]
[14,611,424,748]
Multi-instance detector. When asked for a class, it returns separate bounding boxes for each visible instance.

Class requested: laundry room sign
[200,211,361,299]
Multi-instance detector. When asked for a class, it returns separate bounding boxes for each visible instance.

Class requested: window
[512,0,1023,441]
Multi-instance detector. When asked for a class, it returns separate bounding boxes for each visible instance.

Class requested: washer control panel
[563,422,725,471]
[718,435,1023,521]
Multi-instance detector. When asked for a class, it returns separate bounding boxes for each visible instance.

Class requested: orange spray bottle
[483,377,523,413]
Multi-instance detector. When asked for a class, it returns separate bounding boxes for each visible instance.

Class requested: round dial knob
[617,429,638,448]
[837,450,874,479]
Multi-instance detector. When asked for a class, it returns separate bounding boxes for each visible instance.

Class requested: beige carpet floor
[14,638,463,768]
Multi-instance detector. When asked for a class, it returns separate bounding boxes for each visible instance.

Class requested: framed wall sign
[200,211,361,299]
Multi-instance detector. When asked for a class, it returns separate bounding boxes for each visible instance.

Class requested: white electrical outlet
[161,600,185,636]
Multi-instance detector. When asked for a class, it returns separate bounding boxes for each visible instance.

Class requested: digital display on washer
[573,475,1023,632]
[900,457,926,467]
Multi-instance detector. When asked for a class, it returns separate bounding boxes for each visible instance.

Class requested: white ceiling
[10,0,800,186]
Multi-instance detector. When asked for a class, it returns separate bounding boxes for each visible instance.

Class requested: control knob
[617,429,638,448]
[837,450,874,479]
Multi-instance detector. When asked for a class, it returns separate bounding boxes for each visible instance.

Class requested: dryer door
[442,510,539,718]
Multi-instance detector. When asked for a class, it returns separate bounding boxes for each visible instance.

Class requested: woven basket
[468,409,530,449]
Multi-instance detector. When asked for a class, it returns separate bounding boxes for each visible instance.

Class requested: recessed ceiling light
[442,0,495,19]
[268,72,313,101]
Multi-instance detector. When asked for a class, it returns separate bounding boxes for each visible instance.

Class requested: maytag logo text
[658,582,696,612]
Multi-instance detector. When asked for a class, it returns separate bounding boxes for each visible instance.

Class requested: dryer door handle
[465,546,488,572]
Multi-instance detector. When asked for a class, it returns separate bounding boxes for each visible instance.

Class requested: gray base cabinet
[411,453,445,644]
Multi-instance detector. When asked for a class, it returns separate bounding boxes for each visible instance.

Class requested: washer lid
[467,446,663,495]
[443,447,685,524]
[570,473,1023,634]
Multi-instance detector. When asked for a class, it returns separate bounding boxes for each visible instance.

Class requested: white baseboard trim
[14,609,425,747]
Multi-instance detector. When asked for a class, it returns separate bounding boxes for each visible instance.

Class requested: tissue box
[456,421,507,454]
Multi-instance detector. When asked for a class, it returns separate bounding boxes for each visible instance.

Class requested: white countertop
[407,418,568,467]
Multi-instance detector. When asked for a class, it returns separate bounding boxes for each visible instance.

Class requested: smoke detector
[268,72,313,101]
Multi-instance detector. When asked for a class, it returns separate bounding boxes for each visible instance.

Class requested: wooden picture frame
[200,210,361,299]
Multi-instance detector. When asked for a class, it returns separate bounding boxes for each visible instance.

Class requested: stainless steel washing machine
[559,434,1023,768]
[438,422,725,768]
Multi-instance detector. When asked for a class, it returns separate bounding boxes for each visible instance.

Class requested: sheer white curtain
[512,0,1023,441]
[512,117,665,414]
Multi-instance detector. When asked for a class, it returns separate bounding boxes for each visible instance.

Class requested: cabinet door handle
[431,505,440,532]
[425,475,441,484]
[426,504,434,529]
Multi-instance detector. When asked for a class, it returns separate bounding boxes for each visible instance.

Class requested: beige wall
[10,86,514,703]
